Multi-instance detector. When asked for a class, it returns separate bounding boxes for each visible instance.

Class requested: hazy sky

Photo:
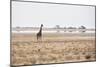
[12,1,95,28]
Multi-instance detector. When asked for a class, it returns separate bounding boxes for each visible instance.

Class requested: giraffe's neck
[39,26,42,33]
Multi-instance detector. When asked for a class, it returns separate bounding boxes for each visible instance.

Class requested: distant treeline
[12,25,95,33]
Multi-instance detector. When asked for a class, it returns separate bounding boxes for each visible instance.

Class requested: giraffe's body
[36,24,43,40]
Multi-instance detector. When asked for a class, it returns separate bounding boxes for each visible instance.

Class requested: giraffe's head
[41,24,43,27]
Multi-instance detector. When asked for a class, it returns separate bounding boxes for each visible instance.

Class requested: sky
[12,1,95,28]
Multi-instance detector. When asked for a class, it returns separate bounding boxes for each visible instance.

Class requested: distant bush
[16,26,20,32]
[67,27,76,32]
[64,27,67,32]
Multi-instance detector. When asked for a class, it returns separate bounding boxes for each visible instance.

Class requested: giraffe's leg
[37,35,38,41]
[40,36,43,42]
[40,37,41,41]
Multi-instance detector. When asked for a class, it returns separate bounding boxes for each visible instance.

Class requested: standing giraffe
[36,24,43,41]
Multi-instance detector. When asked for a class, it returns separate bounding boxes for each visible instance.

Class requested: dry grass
[11,33,96,66]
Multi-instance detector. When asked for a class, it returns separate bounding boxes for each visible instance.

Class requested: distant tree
[55,25,60,28]
[55,25,60,32]
[79,26,86,29]
[78,25,86,32]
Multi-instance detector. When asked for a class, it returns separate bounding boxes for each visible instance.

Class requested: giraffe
[36,24,43,41]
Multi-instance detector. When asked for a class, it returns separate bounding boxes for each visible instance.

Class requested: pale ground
[11,33,96,66]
